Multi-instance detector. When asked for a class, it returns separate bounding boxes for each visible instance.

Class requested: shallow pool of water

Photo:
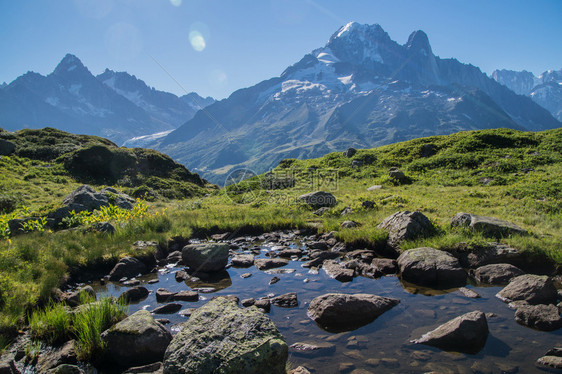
[88,235,561,373]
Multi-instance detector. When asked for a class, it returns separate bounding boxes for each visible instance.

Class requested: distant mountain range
[152,22,560,183]
[491,68,562,121]
[0,54,215,144]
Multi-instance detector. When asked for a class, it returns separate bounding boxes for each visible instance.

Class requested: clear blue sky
[1,0,561,99]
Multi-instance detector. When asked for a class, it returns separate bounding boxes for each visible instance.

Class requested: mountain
[0,54,214,144]
[97,69,214,134]
[154,22,560,183]
[492,68,562,121]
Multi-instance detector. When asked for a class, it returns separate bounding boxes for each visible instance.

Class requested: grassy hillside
[0,127,560,347]
[0,127,215,215]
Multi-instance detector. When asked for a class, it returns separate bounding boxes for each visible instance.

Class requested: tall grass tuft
[29,302,72,345]
[72,295,127,361]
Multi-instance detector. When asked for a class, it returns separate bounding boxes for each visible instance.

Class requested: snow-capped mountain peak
[52,54,89,77]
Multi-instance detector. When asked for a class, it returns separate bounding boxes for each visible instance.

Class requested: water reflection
[184,270,232,292]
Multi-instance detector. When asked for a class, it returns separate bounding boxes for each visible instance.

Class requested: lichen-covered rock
[473,263,524,285]
[37,340,77,372]
[101,310,172,367]
[451,212,527,237]
[182,243,229,272]
[123,362,164,374]
[397,247,466,287]
[514,304,562,331]
[377,211,435,246]
[163,297,288,374]
[109,257,148,281]
[298,191,337,209]
[307,293,399,332]
[496,274,558,305]
[411,311,489,354]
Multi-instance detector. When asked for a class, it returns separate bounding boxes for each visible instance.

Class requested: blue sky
[1,0,561,99]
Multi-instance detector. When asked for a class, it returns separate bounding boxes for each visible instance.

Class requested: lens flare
[189,31,206,52]
[170,0,182,6]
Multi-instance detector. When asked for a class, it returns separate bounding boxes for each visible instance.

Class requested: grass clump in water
[29,302,72,345]
[72,295,127,361]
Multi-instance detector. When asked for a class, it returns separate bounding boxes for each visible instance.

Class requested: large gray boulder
[451,212,527,237]
[0,139,15,156]
[307,293,400,332]
[449,242,522,268]
[101,310,172,367]
[298,191,337,209]
[377,211,435,246]
[397,247,467,287]
[182,243,229,272]
[412,311,489,354]
[473,263,524,284]
[109,257,148,281]
[514,304,562,331]
[496,274,558,305]
[62,185,134,211]
[163,297,288,374]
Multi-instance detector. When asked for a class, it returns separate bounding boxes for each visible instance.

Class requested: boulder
[307,293,400,332]
[62,285,96,307]
[151,303,182,315]
[313,207,330,216]
[171,291,199,302]
[473,263,524,284]
[397,247,467,287]
[449,242,522,268]
[277,248,303,258]
[366,185,382,191]
[377,211,435,246]
[254,258,289,271]
[231,254,254,267]
[101,310,172,367]
[298,191,337,209]
[94,221,115,234]
[514,304,562,331]
[288,367,311,374]
[119,286,149,304]
[156,288,176,303]
[163,297,288,374]
[411,311,489,354]
[388,167,408,184]
[340,220,358,229]
[271,292,298,308]
[451,212,527,237]
[322,260,354,282]
[343,148,357,158]
[371,258,398,274]
[496,274,558,305]
[537,347,562,370]
[62,185,134,212]
[0,139,15,156]
[109,257,148,281]
[37,340,77,372]
[182,243,229,272]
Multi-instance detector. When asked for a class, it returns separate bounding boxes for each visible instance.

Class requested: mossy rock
[163,297,288,374]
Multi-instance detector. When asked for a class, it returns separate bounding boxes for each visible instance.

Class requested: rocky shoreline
[1,209,561,373]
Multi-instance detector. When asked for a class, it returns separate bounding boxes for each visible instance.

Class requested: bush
[0,194,23,214]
